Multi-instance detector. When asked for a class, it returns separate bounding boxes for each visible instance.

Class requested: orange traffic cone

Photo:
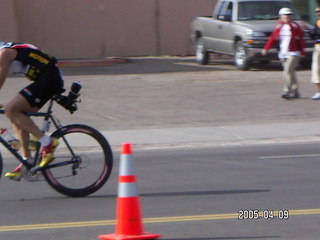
[99,143,161,240]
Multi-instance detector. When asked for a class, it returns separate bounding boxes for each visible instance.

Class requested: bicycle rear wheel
[42,124,113,197]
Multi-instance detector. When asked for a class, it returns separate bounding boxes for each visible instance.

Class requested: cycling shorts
[19,66,64,109]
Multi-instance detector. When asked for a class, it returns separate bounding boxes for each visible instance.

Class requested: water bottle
[0,128,21,150]
[41,120,51,132]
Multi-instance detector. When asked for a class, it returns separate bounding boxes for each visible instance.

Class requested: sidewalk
[104,120,320,150]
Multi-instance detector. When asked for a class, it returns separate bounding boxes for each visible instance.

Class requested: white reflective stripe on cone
[118,182,138,197]
[119,155,136,176]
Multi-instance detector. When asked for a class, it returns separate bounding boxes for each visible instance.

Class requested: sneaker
[292,90,300,99]
[311,92,320,100]
[281,92,291,100]
[5,163,23,180]
[40,138,59,168]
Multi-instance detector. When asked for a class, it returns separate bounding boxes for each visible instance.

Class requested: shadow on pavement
[166,236,280,240]
[85,189,270,199]
[6,189,270,201]
[140,189,270,198]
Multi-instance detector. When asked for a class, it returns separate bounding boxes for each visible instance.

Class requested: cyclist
[0,42,63,179]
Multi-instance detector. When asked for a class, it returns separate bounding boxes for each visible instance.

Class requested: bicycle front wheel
[42,124,113,197]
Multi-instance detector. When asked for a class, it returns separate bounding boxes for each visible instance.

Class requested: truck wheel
[195,38,209,65]
[235,41,250,70]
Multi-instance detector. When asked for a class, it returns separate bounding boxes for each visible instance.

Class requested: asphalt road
[1,142,320,240]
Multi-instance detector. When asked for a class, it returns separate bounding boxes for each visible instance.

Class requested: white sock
[39,135,52,147]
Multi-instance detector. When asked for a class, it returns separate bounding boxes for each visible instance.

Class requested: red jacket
[263,21,305,56]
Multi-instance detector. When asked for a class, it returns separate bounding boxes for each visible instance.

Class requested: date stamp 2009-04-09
[238,209,289,220]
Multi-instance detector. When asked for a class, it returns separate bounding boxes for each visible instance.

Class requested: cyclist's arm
[0,48,17,89]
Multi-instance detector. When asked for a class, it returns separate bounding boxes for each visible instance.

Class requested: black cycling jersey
[0,42,63,108]
[0,42,57,81]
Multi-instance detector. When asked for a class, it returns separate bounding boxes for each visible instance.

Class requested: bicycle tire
[42,124,113,197]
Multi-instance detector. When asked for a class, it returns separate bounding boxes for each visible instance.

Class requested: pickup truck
[191,0,313,70]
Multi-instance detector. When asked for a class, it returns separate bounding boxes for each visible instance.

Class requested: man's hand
[261,49,267,56]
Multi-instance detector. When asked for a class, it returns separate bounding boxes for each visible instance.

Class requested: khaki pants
[311,44,320,84]
[280,56,300,93]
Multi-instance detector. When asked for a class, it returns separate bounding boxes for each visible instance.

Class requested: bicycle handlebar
[54,82,82,114]
[54,95,79,114]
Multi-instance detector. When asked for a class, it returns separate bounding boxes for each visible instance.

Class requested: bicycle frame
[0,98,76,171]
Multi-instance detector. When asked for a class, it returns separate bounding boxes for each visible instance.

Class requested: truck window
[217,2,233,21]
[213,1,227,19]
[225,3,233,20]
[237,1,300,21]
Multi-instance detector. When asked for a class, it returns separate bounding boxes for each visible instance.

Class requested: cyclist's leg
[5,94,43,140]
[6,66,63,142]
[7,67,63,170]
[4,94,41,178]
[12,123,31,159]
[5,68,63,179]
[6,93,59,166]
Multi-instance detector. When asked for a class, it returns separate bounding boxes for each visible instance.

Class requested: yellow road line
[0,208,319,232]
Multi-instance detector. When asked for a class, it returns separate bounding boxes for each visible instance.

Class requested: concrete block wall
[1,0,216,59]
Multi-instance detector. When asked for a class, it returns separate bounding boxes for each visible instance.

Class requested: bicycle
[0,82,113,197]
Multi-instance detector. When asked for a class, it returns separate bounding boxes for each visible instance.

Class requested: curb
[57,58,129,67]
[101,121,320,151]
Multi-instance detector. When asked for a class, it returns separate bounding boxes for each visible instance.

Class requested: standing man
[0,42,63,180]
[261,8,305,100]
[310,7,320,100]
